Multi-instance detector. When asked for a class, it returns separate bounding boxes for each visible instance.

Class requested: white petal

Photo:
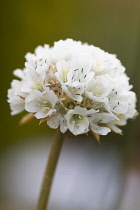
[60,121,68,133]
[62,83,84,102]
[68,106,87,116]
[90,124,111,135]
[92,113,115,124]
[85,75,113,102]
[107,123,122,133]
[13,69,25,79]
[10,103,25,115]
[35,109,54,119]
[44,89,58,106]
[47,114,60,129]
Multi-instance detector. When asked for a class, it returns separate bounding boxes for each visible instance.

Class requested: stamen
[72,121,75,123]
[114,122,120,125]
[113,106,117,110]
[72,75,75,80]
[45,107,50,109]
[34,86,41,89]
[118,114,123,119]
[96,63,101,67]
[42,107,50,110]
[64,76,67,82]
[60,74,63,78]
[64,70,68,73]
[92,86,99,89]
[96,90,102,96]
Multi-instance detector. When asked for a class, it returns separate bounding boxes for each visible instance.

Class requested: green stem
[36,128,65,210]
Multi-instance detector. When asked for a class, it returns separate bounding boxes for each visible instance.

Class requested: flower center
[91,86,102,96]
[60,69,69,83]
[34,81,43,91]
[71,114,83,126]
[37,98,52,110]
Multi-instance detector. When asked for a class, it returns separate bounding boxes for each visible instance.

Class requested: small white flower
[7,80,27,115]
[85,75,113,103]
[47,114,68,133]
[105,91,129,115]
[55,57,94,102]
[90,113,115,135]
[8,39,138,137]
[62,82,84,102]
[21,70,47,93]
[25,44,50,74]
[66,57,94,84]
[91,49,125,77]
[65,106,98,135]
[47,103,68,133]
[25,88,58,119]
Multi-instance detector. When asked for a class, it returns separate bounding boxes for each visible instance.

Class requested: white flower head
[7,39,138,138]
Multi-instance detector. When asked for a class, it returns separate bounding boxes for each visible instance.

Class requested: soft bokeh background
[1,0,140,209]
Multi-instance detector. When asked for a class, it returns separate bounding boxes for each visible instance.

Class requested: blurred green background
[1,0,140,209]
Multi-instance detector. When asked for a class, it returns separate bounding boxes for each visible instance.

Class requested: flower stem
[36,128,65,210]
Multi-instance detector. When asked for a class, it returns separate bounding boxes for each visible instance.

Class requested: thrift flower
[7,39,138,137]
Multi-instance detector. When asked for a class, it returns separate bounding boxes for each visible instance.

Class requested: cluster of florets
[8,39,137,136]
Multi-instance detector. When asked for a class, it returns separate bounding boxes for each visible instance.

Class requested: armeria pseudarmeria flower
[7,39,138,138]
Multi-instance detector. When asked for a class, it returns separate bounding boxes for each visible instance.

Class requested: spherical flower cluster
[8,39,137,136]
